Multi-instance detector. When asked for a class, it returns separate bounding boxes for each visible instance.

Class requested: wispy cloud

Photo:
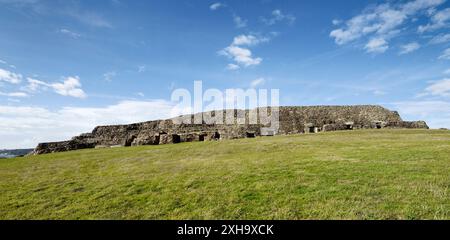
[138,65,147,73]
[233,15,247,28]
[103,71,116,82]
[365,38,389,53]
[423,78,450,97]
[0,59,16,69]
[250,78,265,88]
[226,63,240,71]
[0,68,22,84]
[429,33,450,44]
[373,90,387,96]
[67,11,112,28]
[210,2,225,11]
[332,19,342,26]
[0,100,177,148]
[330,0,445,53]
[232,34,270,46]
[399,42,420,55]
[60,28,81,38]
[418,7,450,33]
[261,9,295,25]
[439,48,450,60]
[0,0,41,8]
[25,76,87,98]
[390,100,450,128]
[0,0,113,28]
[0,91,28,98]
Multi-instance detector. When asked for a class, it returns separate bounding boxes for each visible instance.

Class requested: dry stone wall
[31,105,428,155]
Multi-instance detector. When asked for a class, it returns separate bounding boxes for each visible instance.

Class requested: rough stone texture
[31,105,429,155]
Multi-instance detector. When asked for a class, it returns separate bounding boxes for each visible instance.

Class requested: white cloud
[0,68,22,84]
[365,38,389,53]
[394,101,450,116]
[138,65,146,73]
[418,7,450,33]
[0,0,112,28]
[439,48,450,60]
[23,78,47,92]
[332,19,342,25]
[67,11,112,28]
[51,76,86,98]
[219,46,262,67]
[391,100,450,128]
[210,2,224,11]
[261,9,295,25]
[373,90,387,96]
[330,0,445,52]
[103,71,116,82]
[232,34,269,46]
[423,78,450,97]
[226,63,240,70]
[250,78,265,88]
[0,91,28,97]
[60,28,81,38]
[443,68,450,75]
[0,60,16,69]
[233,15,247,28]
[220,35,271,68]
[399,42,420,55]
[24,76,87,98]
[0,100,178,148]
[0,0,41,7]
[429,33,450,44]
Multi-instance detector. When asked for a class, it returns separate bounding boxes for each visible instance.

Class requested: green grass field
[1,129,449,220]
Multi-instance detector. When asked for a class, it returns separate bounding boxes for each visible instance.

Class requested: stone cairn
[31,105,428,155]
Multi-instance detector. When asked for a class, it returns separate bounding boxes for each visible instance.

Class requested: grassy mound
[1,129,449,219]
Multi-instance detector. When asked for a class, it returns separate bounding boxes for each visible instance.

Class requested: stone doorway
[172,134,181,144]
[246,132,256,138]
[125,135,136,147]
[345,122,354,130]
[154,135,160,145]
[199,134,206,142]
[213,132,221,140]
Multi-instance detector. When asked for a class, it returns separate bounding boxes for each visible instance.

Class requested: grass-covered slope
[1,129,449,220]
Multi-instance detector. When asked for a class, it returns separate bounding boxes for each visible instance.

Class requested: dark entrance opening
[246,132,255,138]
[154,135,160,145]
[309,127,316,133]
[376,123,382,129]
[199,134,205,142]
[346,124,353,130]
[213,132,221,140]
[172,134,181,144]
[125,136,136,147]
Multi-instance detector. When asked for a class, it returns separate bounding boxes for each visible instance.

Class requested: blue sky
[1,0,450,148]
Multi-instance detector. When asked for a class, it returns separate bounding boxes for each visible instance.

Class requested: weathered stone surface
[31,105,429,155]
